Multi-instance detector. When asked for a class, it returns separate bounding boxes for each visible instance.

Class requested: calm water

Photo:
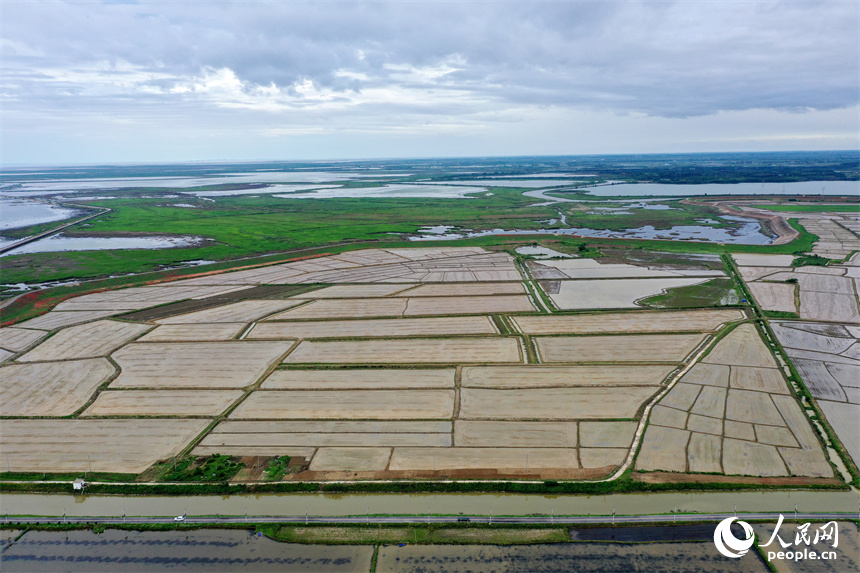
[0,199,81,231]
[0,234,206,256]
[584,180,860,197]
[3,489,856,518]
[409,215,772,245]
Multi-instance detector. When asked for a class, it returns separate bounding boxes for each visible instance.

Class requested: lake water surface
[584,180,860,197]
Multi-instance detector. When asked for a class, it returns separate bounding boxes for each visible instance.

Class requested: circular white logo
[714,517,756,558]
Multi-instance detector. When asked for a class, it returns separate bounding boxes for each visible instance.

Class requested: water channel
[4,490,857,518]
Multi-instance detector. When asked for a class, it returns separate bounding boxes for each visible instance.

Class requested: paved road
[7,512,857,526]
[0,206,110,255]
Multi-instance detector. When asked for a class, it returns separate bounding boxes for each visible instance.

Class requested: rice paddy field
[0,245,850,487]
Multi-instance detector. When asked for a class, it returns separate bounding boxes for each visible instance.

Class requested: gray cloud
[1,1,857,163]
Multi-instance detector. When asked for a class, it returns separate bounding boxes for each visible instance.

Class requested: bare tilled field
[535,334,706,363]
[389,447,580,471]
[110,341,291,388]
[0,327,46,352]
[746,282,797,313]
[735,251,860,323]
[404,295,536,315]
[701,324,777,368]
[0,358,115,416]
[157,299,304,324]
[283,338,522,364]
[3,247,770,478]
[247,316,497,339]
[137,323,246,342]
[17,320,150,362]
[459,387,657,419]
[512,309,743,334]
[0,419,209,472]
[636,322,833,478]
[289,284,415,298]
[230,389,455,419]
[267,295,535,320]
[197,420,454,456]
[454,421,578,447]
[309,447,392,471]
[82,389,244,417]
[461,365,674,387]
[263,368,455,389]
[267,298,408,320]
[15,310,123,330]
[401,282,525,296]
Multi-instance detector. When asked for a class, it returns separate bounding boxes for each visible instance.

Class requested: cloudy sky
[2,1,858,164]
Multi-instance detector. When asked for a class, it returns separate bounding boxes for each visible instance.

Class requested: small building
[72,478,86,493]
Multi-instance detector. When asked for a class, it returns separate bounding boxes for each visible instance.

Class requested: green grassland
[0,187,818,288]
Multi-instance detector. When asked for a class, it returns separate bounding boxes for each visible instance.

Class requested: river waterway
[3,490,857,518]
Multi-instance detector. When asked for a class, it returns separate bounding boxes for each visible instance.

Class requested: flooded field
[376,541,767,572]
[1,529,372,572]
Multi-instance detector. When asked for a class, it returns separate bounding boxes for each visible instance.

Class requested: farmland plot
[459,387,657,419]
[137,323,246,342]
[636,323,832,477]
[157,299,304,324]
[83,390,243,417]
[263,368,455,389]
[512,309,742,335]
[461,365,673,388]
[542,278,710,310]
[770,320,860,465]
[110,342,291,388]
[230,389,455,419]
[17,320,150,362]
[535,334,706,363]
[284,338,522,364]
[0,419,209,473]
[0,359,114,416]
[0,328,46,352]
[248,316,497,339]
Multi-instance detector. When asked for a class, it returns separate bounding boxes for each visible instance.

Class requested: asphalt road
[7,512,857,526]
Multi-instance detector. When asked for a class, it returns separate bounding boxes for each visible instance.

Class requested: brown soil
[633,471,844,487]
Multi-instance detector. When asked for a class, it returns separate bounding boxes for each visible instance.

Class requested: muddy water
[3,490,857,518]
